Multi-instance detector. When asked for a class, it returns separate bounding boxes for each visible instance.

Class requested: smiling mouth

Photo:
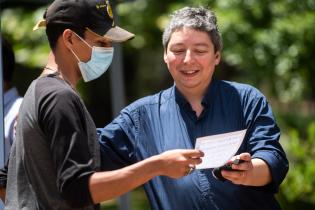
[181,70,199,76]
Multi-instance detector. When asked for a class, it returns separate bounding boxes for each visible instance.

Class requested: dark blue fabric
[98,80,289,210]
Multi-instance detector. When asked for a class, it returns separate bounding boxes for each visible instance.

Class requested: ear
[62,29,76,50]
[163,49,168,64]
[214,51,221,65]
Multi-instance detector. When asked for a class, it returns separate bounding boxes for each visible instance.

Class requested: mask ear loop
[69,48,81,63]
[69,31,92,63]
[72,31,93,49]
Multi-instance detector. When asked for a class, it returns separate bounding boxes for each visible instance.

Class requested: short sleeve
[37,82,95,207]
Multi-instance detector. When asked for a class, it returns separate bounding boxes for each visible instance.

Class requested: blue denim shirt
[98,80,289,210]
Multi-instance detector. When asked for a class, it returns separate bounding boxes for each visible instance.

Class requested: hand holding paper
[195,129,247,169]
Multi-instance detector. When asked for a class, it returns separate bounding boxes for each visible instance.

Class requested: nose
[183,50,194,64]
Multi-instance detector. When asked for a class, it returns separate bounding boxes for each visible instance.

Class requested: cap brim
[33,19,47,31]
[103,26,135,42]
[33,19,135,42]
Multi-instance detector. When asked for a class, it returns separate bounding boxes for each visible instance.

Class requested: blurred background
[1,0,315,209]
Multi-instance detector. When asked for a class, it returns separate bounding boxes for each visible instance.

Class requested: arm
[223,90,288,189]
[89,149,203,203]
[38,85,97,208]
[0,187,5,202]
[0,160,9,202]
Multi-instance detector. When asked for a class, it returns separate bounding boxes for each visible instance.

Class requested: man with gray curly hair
[99,7,288,210]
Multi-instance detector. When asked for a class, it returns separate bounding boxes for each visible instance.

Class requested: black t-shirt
[5,74,100,209]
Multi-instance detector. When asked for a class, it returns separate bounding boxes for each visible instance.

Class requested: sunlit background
[1,0,315,209]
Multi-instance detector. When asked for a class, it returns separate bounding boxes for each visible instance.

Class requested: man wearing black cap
[4,0,204,209]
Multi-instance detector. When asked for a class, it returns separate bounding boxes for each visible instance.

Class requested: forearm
[246,158,272,186]
[0,187,5,202]
[89,155,160,203]
[89,149,203,203]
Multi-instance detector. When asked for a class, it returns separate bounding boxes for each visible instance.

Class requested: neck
[58,68,78,89]
[178,87,206,117]
[53,50,80,89]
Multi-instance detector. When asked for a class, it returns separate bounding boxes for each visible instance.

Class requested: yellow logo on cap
[96,1,113,19]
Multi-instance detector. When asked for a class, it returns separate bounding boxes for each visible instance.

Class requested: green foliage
[211,0,315,102]
[100,188,150,210]
[279,121,315,209]
[1,7,50,68]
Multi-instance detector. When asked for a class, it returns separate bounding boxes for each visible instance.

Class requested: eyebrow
[170,43,210,48]
[194,43,210,47]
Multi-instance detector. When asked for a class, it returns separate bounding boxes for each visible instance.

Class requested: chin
[178,83,202,91]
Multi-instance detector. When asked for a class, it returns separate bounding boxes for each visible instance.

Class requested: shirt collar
[174,80,218,108]
[4,87,20,107]
[201,79,218,106]
[174,85,189,108]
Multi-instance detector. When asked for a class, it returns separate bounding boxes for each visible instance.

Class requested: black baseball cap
[33,0,135,42]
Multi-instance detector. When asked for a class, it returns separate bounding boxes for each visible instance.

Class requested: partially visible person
[4,1,203,209]
[2,37,23,164]
[98,7,289,210]
[0,51,66,205]
[0,37,23,208]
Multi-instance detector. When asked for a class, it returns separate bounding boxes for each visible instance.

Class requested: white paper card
[195,129,247,169]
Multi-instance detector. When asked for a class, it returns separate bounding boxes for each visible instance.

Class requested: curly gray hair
[162,7,222,52]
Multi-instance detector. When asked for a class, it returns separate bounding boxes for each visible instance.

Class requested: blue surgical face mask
[71,33,114,82]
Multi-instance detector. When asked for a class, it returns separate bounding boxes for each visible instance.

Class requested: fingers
[179,150,200,177]
[182,150,201,176]
[185,164,195,176]
[181,149,204,158]
[184,150,203,169]
[159,149,204,178]
[230,153,253,171]
[221,170,247,184]
[180,150,201,176]
[237,152,251,162]
[171,149,203,167]
[189,157,202,165]
[221,153,254,185]
[231,160,253,171]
